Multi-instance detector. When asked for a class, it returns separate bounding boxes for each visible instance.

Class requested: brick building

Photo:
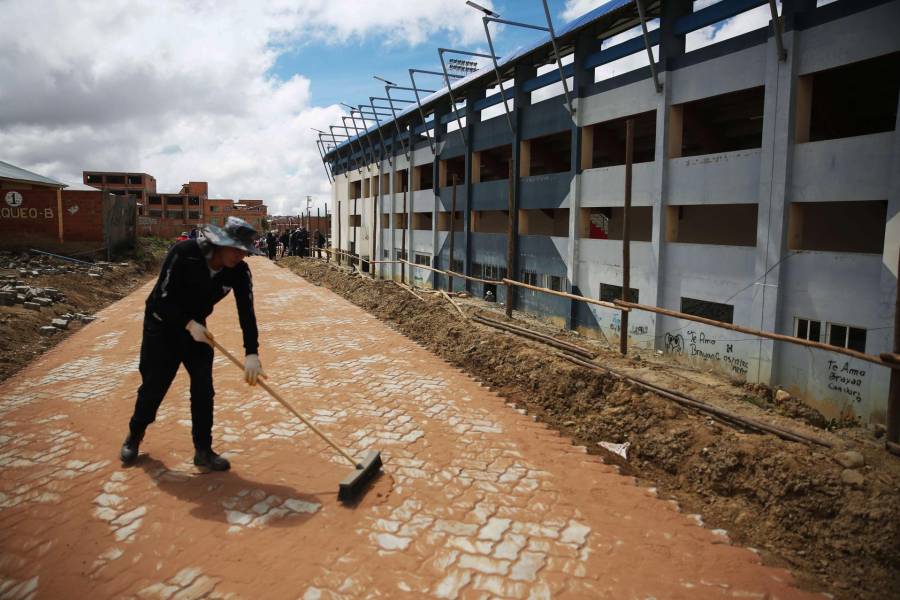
[84,171,267,237]
[3,162,135,253]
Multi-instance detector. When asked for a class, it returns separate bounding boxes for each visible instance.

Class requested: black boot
[120,431,143,464]
[193,448,230,471]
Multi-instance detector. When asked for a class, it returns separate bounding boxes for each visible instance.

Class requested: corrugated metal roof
[0,160,68,188]
[329,0,635,156]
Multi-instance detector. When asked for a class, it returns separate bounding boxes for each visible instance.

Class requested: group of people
[262,227,326,260]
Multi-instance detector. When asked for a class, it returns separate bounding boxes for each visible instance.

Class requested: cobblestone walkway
[0,258,821,599]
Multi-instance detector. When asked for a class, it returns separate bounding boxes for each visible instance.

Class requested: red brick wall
[0,189,108,247]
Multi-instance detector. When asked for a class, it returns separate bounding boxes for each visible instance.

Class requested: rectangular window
[188,211,200,220]
[414,253,431,267]
[148,195,162,205]
[383,248,390,259]
[450,258,464,273]
[600,283,638,304]
[148,209,162,218]
[795,317,822,342]
[827,322,867,353]
[548,275,564,292]
[681,297,734,324]
[127,175,143,185]
[399,250,408,261]
[521,270,539,286]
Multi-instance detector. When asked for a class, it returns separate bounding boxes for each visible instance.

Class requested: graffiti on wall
[825,359,866,404]
[664,329,750,378]
[609,314,649,337]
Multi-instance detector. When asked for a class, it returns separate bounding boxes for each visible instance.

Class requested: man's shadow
[136,456,326,528]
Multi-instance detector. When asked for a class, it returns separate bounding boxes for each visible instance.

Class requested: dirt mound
[280,257,900,600]
[0,239,170,383]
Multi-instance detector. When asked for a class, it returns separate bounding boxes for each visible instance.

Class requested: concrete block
[51,319,69,330]
[23,302,41,311]
[15,294,25,304]
[33,297,53,306]
[38,326,58,336]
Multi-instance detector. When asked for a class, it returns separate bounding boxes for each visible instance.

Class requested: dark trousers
[129,315,215,450]
[267,246,276,260]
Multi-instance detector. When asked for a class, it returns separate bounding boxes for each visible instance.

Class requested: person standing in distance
[120,216,265,470]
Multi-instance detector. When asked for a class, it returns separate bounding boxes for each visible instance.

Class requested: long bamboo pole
[503,278,624,311]
[613,299,892,368]
[401,188,407,285]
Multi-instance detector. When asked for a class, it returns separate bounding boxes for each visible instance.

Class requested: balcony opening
[796,52,900,143]
[522,130,571,176]
[594,19,660,82]
[107,175,125,184]
[148,195,162,205]
[363,178,371,198]
[86,174,103,184]
[381,212,390,230]
[349,180,362,200]
[681,297,734,324]
[584,110,656,169]
[393,213,408,229]
[381,174,390,195]
[531,54,574,105]
[413,212,433,231]
[413,163,434,191]
[685,1,774,53]
[440,156,466,187]
[669,86,765,158]
[188,196,200,205]
[579,207,653,241]
[471,210,509,234]
[666,204,758,246]
[437,211,464,231]
[475,144,511,183]
[395,169,409,193]
[518,209,569,237]
[787,200,886,254]
[127,175,142,185]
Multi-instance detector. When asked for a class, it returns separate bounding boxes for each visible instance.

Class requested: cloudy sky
[0,0,784,215]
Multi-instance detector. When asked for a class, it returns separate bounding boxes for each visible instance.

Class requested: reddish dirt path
[0,257,823,599]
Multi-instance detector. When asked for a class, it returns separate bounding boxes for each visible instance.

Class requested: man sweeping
[120,216,265,470]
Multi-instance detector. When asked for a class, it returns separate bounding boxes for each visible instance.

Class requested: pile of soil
[0,238,170,383]
[280,257,900,600]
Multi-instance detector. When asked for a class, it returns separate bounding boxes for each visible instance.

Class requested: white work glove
[185,320,211,345]
[244,354,264,385]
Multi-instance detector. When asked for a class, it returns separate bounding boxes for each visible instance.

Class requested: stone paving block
[0,259,820,600]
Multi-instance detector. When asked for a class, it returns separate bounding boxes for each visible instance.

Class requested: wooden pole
[353,198,358,268]
[317,207,321,259]
[888,251,900,445]
[401,187,407,284]
[336,201,341,266]
[506,162,515,318]
[448,175,457,293]
[620,118,634,356]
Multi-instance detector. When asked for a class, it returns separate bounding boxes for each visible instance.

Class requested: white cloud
[0,0,494,216]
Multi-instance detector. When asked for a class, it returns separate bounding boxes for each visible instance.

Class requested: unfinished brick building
[322,0,900,425]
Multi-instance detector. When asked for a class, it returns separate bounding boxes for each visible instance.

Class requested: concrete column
[463,92,478,291]
[432,101,448,285]
[510,62,535,305]
[388,132,397,281]
[750,23,801,384]
[567,31,593,329]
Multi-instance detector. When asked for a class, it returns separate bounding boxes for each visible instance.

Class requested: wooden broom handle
[205,333,360,468]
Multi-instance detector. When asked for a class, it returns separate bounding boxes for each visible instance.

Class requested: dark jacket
[145,240,259,354]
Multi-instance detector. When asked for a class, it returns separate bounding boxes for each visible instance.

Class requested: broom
[206,332,382,503]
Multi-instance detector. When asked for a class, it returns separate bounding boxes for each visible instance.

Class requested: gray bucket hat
[200,216,263,255]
